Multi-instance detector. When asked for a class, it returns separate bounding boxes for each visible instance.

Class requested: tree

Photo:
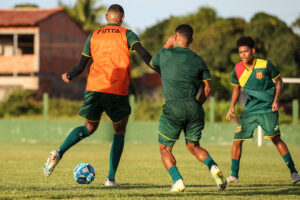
[14,3,38,8]
[59,0,106,33]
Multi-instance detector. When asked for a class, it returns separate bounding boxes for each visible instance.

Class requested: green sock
[204,157,217,170]
[58,126,90,158]
[231,159,240,177]
[168,166,183,183]
[282,153,298,174]
[107,134,125,181]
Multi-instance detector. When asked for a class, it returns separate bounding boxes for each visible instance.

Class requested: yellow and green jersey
[151,46,211,101]
[231,58,280,114]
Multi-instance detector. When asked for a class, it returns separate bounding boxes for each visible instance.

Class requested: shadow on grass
[1,183,299,199]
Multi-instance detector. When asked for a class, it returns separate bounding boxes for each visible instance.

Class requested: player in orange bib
[43,4,154,186]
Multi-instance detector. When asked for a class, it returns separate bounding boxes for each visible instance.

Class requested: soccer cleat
[170,179,186,192]
[104,178,120,187]
[44,150,61,177]
[292,172,300,184]
[226,176,240,183]
[210,165,227,190]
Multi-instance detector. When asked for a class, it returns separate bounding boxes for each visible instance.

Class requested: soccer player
[226,36,300,184]
[43,4,153,186]
[150,24,227,192]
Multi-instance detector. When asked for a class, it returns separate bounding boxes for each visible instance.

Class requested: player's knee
[113,119,128,135]
[186,142,196,153]
[85,121,99,135]
[271,135,281,144]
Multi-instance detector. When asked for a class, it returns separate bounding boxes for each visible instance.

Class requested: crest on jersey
[235,125,242,133]
[256,70,263,80]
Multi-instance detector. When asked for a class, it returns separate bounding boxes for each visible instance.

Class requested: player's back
[158,46,210,101]
[87,25,130,95]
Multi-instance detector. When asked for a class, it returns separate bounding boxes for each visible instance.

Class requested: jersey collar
[243,58,257,70]
[175,45,188,49]
[106,23,120,26]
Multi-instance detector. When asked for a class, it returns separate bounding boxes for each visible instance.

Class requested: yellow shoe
[170,179,186,192]
[210,165,227,190]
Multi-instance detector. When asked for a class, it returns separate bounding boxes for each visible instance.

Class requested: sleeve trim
[201,78,211,81]
[273,73,281,80]
[231,83,240,86]
[82,53,91,57]
[130,41,141,52]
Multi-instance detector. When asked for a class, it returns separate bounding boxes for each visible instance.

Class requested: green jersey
[151,46,211,101]
[231,58,280,114]
[81,23,140,57]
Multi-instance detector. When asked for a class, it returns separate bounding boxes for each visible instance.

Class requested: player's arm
[62,55,90,83]
[272,76,283,112]
[198,80,211,105]
[132,42,160,74]
[62,32,92,83]
[226,85,240,120]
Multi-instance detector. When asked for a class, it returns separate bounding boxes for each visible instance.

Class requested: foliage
[137,8,300,101]
[0,88,42,117]
[14,3,38,8]
[59,0,106,33]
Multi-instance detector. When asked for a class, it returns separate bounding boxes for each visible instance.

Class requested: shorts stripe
[264,132,280,139]
[185,137,198,142]
[158,131,177,141]
[233,138,253,141]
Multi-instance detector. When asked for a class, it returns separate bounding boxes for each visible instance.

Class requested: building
[0,8,88,100]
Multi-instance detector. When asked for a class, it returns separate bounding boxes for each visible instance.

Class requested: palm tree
[59,0,106,33]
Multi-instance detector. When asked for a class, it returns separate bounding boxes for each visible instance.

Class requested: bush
[1,88,42,116]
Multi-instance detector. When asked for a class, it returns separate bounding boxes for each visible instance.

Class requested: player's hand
[226,106,236,120]
[272,100,279,112]
[163,35,175,49]
[62,73,70,83]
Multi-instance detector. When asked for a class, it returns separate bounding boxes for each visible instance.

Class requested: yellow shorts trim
[233,138,253,141]
[81,52,91,57]
[79,115,100,122]
[158,131,177,141]
[231,83,240,86]
[185,137,198,142]
[264,132,280,139]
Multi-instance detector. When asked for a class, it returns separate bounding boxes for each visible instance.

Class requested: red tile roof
[0,8,64,27]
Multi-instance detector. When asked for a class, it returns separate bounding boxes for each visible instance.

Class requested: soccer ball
[73,163,95,184]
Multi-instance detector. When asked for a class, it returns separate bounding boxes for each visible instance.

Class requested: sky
[1,0,300,33]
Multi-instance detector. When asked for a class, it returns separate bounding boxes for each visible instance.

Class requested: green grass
[0,142,299,199]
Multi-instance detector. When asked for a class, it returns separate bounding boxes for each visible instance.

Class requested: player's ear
[252,48,255,54]
[105,13,108,21]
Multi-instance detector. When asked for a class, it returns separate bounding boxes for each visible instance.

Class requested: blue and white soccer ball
[73,163,95,184]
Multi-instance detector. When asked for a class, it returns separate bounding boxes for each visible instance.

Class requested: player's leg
[44,91,102,177]
[159,142,185,192]
[158,103,185,192]
[104,94,131,186]
[260,112,299,184]
[185,141,226,190]
[184,100,226,190]
[227,113,257,183]
[105,118,128,186]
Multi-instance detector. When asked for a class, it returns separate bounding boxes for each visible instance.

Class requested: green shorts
[234,111,280,141]
[158,99,205,146]
[79,91,131,122]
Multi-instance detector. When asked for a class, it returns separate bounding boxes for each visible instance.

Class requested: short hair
[108,4,124,16]
[236,36,255,49]
[175,24,193,45]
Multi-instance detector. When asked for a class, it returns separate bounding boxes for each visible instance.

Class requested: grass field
[0,142,299,200]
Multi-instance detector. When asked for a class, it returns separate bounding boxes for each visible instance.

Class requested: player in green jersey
[151,24,227,192]
[226,36,300,184]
